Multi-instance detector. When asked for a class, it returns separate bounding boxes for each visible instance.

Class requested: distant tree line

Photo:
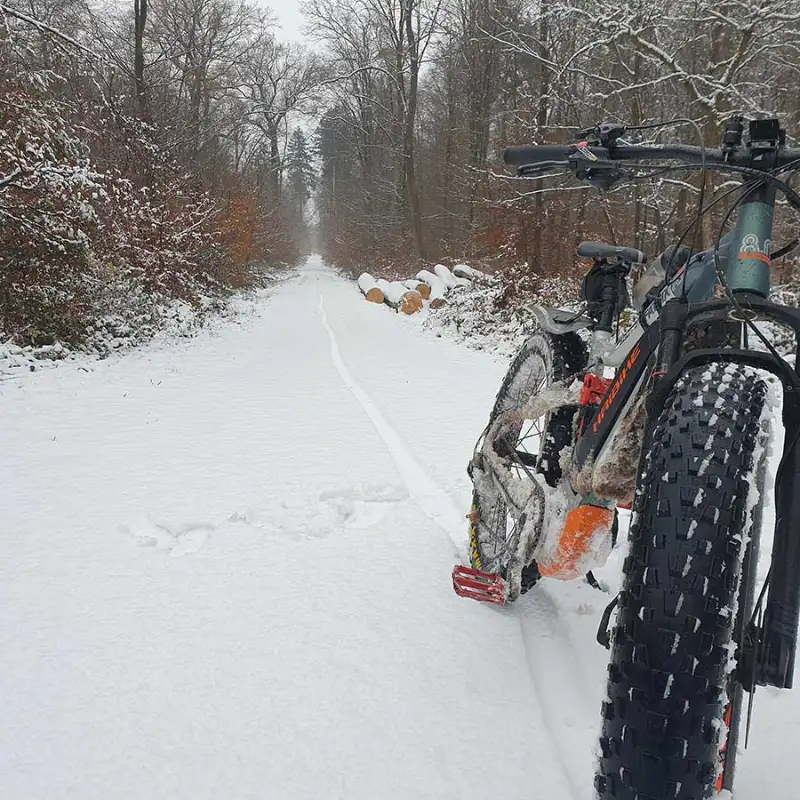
[4,0,800,349]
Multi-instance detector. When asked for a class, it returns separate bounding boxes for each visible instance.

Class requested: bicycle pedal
[451,565,506,605]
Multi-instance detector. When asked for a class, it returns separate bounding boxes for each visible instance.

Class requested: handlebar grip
[779,149,800,167]
[503,144,573,166]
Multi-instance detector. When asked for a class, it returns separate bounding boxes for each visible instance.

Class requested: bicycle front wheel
[596,362,771,800]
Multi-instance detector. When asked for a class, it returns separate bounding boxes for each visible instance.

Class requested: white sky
[107,0,308,43]
[257,0,308,42]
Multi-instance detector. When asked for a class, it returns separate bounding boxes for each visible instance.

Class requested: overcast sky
[257,0,307,42]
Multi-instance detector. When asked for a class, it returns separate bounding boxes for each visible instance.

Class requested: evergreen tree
[286,128,316,222]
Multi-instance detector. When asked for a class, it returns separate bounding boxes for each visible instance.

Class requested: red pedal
[452,565,506,605]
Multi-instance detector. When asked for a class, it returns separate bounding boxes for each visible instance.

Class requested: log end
[400,291,424,315]
[365,287,384,303]
[416,283,432,300]
[430,297,447,309]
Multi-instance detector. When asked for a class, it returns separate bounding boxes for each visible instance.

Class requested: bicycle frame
[575,158,781,480]
[571,323,655,476]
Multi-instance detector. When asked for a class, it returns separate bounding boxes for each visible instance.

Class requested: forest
[2,0,800,348]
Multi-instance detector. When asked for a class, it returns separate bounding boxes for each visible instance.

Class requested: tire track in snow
[520,588,599,706]
[516,589,603,800]
[517,620,586,800]
[319,296,467,558]
[514,519,633,799]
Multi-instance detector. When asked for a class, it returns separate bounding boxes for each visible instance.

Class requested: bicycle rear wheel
[468,331,586,598]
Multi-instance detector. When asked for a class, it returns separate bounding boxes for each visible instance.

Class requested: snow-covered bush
[0,85,264,349]
[0,0,305,354]
[420,262,583,355]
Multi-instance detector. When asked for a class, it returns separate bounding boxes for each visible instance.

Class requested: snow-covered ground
[1,255,797,799]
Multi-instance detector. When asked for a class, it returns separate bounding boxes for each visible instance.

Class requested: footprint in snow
[120,517,212,556]
[229,482,407,539]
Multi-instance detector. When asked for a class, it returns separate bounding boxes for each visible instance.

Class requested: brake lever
[568,147,627,190]
[516,160,570,177]
[585,167,628,190]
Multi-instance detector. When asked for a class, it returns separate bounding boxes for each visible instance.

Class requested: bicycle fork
[743,386,800,690]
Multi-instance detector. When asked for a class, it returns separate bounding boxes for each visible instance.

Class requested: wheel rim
[476,353,550,574]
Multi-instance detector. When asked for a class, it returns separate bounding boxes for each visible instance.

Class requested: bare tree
[234,26,321,197]
[149,0,257,161]
[306,0,445,261]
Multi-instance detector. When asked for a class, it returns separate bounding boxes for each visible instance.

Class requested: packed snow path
[1,257,797,799]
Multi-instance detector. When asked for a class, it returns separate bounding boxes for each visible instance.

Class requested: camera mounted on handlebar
[747,117,785,154]
[722,115,786,166]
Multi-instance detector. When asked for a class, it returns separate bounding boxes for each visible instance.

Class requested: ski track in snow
[1,255,798,800]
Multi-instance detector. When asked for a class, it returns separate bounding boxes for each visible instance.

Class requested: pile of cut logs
[357,263,485,314]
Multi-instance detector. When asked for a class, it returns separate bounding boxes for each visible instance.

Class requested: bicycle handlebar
[503,142,800,170]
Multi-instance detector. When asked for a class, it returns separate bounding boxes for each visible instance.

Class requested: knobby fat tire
[597,363,767,800]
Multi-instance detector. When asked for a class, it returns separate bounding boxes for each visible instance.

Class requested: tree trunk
[673,187,688,240]
[530,0,550,271]
[268,122,282,199]
[443,53,456,243]
[134,0,148,118]
[377,280,424,314]
[358,273,385,303]
[415,269,448,306]
[404,0,427,261]
[403,279,431,299]
[190,67,203,159]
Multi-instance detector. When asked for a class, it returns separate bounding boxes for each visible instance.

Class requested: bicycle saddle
[578,241,647,265]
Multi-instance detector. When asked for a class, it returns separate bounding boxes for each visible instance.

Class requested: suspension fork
[758,378,800,688]
[724,171,800,688]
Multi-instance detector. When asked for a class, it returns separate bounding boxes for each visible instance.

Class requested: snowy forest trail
[1,256,798,799]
